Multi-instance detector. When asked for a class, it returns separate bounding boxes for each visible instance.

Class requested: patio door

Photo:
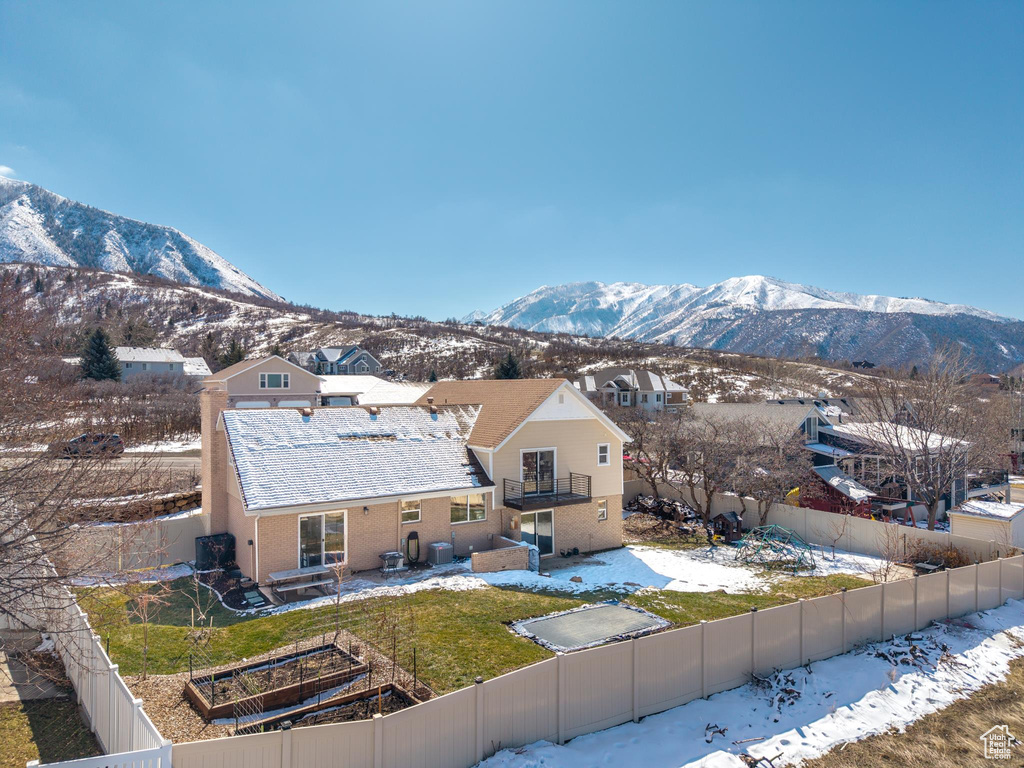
[298,511,347,568]
[521,510,554,556]
[522,449,555,495]
[298,514,323,568]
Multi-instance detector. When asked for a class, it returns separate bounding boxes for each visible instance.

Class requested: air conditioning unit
[427,541,454,565]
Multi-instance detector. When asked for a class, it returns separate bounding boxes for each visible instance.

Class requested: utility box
[427,541,454,566]
[195,533,235,571]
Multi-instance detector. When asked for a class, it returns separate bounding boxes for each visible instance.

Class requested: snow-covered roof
[221,405,491,511]
[813,465,877,501]
[804,442,853,459]
[819,422,964,452]
[951,500,1024,521]
[115,347,185,363]
[319,375,432,404]
[182,357,212,377]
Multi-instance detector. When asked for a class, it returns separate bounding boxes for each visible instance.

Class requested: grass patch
[80,580,581,693]
[628,574,871,626]
[0,700,101,768]
[801,655,1024,767]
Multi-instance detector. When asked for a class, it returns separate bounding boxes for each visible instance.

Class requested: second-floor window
[655,393,662,403]
[124,362,133,369]
[641,394,648,403]
[260,373,290,389]
[597,443,610,466]
[804,417,818,441]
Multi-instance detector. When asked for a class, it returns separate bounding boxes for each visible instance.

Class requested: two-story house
[576,368,689,413]
[115,347,186,379]
[200,365,629,586]
[289,346,383,375]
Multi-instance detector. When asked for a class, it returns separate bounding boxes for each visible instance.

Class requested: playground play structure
[735,524,817,571]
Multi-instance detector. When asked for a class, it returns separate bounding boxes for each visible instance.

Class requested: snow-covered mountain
[472,276,1024,370]
[0,177,280,300]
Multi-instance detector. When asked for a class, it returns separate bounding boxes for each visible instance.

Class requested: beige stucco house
[200,360,629,586]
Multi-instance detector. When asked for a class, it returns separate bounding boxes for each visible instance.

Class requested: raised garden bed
[236,683,420,733]
[185,641,368,720]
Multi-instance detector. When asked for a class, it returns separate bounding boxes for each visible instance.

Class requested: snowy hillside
[474,276,1024,370]
[0,177,280,300]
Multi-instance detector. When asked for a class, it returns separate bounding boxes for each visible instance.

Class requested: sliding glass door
[521,510,554,556]
[522,449,555,495]
[298,511,347,568]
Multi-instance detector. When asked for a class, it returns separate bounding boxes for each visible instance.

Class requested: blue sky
[1,2,1021,319]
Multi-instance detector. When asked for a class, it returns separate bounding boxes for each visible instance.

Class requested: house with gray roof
[289,345,383,375]
[114,347,186,379]
[576,368,688,412]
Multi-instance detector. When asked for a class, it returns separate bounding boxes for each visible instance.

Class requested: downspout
[253,513,260,584]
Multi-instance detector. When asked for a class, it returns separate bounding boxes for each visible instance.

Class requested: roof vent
[429,404,438,415]
[427,396,434,405]
[369,406,379,416]
[300,407,313,417]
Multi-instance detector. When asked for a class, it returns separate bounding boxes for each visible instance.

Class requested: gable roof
[417,379,629,449]
[222,405,490,512]
[115,347,185,364]
[182,357,213,377]
[577,367,685,394]
[687,401,824,433]
[204,355,318,384]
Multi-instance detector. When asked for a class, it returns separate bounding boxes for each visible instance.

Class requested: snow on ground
[267,544,882,615]
[69,562,195,586]
[478,599,1024,768]
[124,436,201,453]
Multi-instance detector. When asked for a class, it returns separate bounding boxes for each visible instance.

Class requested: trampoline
[512,603,669,652]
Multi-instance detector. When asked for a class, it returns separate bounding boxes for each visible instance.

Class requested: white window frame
[297,510,347,568]
[400,499,421,524]
[597,443,611,466]
[124,362,133,369]
[450,493,487,524]
[141,363,149,371]
[655,393,662,403]
[260,372,291,389]
[597,499,608,521]
[641,393,648,403]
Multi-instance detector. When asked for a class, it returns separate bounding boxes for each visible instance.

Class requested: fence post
[840,588,847,653]
[913,574,919,631]
[556,652,565,745]
[975,562,980,613]
[280,721,292,768]
[879,582,887,641]
[700,621,708,698]
[998,557,1003,606]
[798,599,805,666]
[945,570,950,619]
[475,676,485,762]
[749,607,758,677]
[129,698,143,751]
[160,740,173,768]
[631,639,640,723]
[373,713,383,768]
[109,663,118,753]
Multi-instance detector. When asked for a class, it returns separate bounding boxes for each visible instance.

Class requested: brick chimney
[200,388,231,534]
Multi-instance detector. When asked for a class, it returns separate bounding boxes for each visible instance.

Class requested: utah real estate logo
[981,725,1018,760]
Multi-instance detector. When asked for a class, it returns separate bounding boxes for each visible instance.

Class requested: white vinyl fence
[64,510,210,574]
[171,554,1024,768]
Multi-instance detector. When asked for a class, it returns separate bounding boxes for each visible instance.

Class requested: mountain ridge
[0,176,280,300]
[472,277,1023,370]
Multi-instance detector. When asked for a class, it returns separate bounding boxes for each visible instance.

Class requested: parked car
[47,433,125,458]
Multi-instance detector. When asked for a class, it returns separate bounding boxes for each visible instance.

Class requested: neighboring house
[289,346,383,375]
[948,500,1024,549]
[182,357,213,379]
[199,368,629,586]
[319,375,431,406]
[115,347,186,378]
[576,368,689,412]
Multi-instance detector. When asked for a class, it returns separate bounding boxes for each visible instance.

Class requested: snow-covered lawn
[268,544,882,615]
[478,599,1024,768]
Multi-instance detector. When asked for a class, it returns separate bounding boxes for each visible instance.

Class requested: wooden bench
[267,565,333,601]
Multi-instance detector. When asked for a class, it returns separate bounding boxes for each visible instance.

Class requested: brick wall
[548,494,623,555]
[471,539,530,573]
[200,389,230,534]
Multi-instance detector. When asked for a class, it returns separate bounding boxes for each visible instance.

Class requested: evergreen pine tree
[269,343,284,358]
[494,352,522,380]
[33,276,45,293]
[80,327,122,381]
[219,338,246,368]
[910,365,919,379]
[199,333,220,370]
[428,369,438,382]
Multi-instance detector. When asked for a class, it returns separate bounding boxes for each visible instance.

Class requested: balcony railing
[503,473,592,511]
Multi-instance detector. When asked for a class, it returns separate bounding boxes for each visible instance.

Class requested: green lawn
[0,700,101,768]
[79,570,871,696]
